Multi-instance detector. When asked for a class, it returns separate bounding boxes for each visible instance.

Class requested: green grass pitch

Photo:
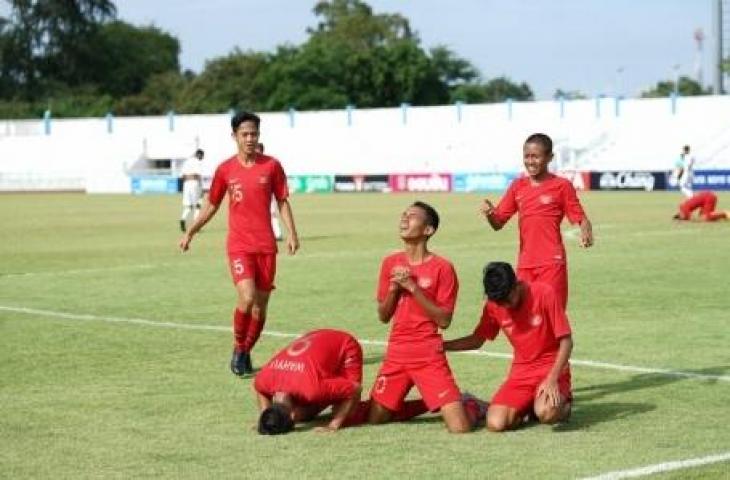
[1,191,729,479]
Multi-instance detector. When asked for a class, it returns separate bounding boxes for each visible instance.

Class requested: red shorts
[370,356,461,412]
[491,368,572,414]
[227,252,276,291]
[518,264,568,310]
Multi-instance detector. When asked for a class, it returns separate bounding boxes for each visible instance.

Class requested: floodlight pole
[713,0,724,94]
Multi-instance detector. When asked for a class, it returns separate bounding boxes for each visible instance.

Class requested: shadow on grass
[573,366,730,402]
[553,401,656,432]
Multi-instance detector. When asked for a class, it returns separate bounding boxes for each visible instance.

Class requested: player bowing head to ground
[179,111,300,377]
[480,133,593,310]
[444,262,573,432]
[368,201,473,434]
[673,190,728,222]
[254,329,363,434]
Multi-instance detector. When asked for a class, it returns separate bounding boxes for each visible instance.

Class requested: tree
[429,45,479,87]
[0,0,117,98]
[451,76,534,103]
[91,21,180,97]
[553,89,587,100]
[641,76,710,97]
[180,49,269,113]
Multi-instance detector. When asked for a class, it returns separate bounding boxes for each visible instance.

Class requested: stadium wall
[0,95,729,193]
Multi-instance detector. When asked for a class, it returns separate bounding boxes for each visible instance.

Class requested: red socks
[243,318,265,352]
[232,309,266,352]
[232,309,250,351]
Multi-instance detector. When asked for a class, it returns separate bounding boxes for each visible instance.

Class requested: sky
[2,1,719,99]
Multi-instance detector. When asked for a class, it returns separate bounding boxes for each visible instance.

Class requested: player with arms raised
[179,112,300,377]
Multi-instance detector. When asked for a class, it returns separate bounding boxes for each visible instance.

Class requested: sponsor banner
[388,173,452,193]
[131,176,178,194]
[693,170,730,191]
[452,173,517,192]
[287,175,334,193]
[555,171,591,191]
[334,174,390,192]
[590,171,667,191]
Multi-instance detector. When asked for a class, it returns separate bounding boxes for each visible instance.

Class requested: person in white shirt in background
[257,142,283,241]
[180,148,205,232]
[673,145,695,198]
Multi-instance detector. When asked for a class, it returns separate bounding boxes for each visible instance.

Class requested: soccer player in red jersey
[673,190,728,222]
[367,202,472,434]
[481,133,593,309]
[179,112,300,377]
[254,329,363,434]
[444,262,573,432]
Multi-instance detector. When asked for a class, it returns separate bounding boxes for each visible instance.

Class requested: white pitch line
[579,451,730,480]
[1,304,729,383]
[0,263,158,279]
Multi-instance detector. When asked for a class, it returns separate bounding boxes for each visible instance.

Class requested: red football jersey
[492,174,586,268]
[254,329,362,405]
[473,281,572,378]
[377,252,459,363]
[208,154,289,253]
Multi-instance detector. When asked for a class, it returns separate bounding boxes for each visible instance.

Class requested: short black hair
[258,405,294,435]
[231,111,261,132]
[194,149,204,157]
[483,262,517,302]
[683,145,690,153]
[412,201,440,232]
[525,133,553,154]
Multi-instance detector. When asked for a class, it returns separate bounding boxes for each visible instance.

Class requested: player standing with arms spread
[367,202,472,434]
[179,112,300,377]
[481,133,593,309]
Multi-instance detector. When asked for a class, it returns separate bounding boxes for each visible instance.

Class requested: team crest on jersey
[417,277,433,289]
[530,314,543,327]
[258,176,269,184]
[539,194,553,204]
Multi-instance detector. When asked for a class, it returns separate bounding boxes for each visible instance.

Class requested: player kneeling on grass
[367,202,474,433]
[254,329,363,434]
[444,262,573,432]
[673,190,729,222]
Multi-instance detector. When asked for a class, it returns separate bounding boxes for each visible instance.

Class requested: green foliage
[451,76,534,103]
[640,76,710,98]
[553,88,588,100]
[91,21,180,97]
[0,0,535,117]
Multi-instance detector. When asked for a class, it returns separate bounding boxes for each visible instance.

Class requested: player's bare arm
[316,384,362,433]
[277,198,300,255]
[579,218,594,248]
[481,199,505,230]
[536,335,573,409]
[443,333,486,352]
[179,200,220,252]
[392,270,452,329]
